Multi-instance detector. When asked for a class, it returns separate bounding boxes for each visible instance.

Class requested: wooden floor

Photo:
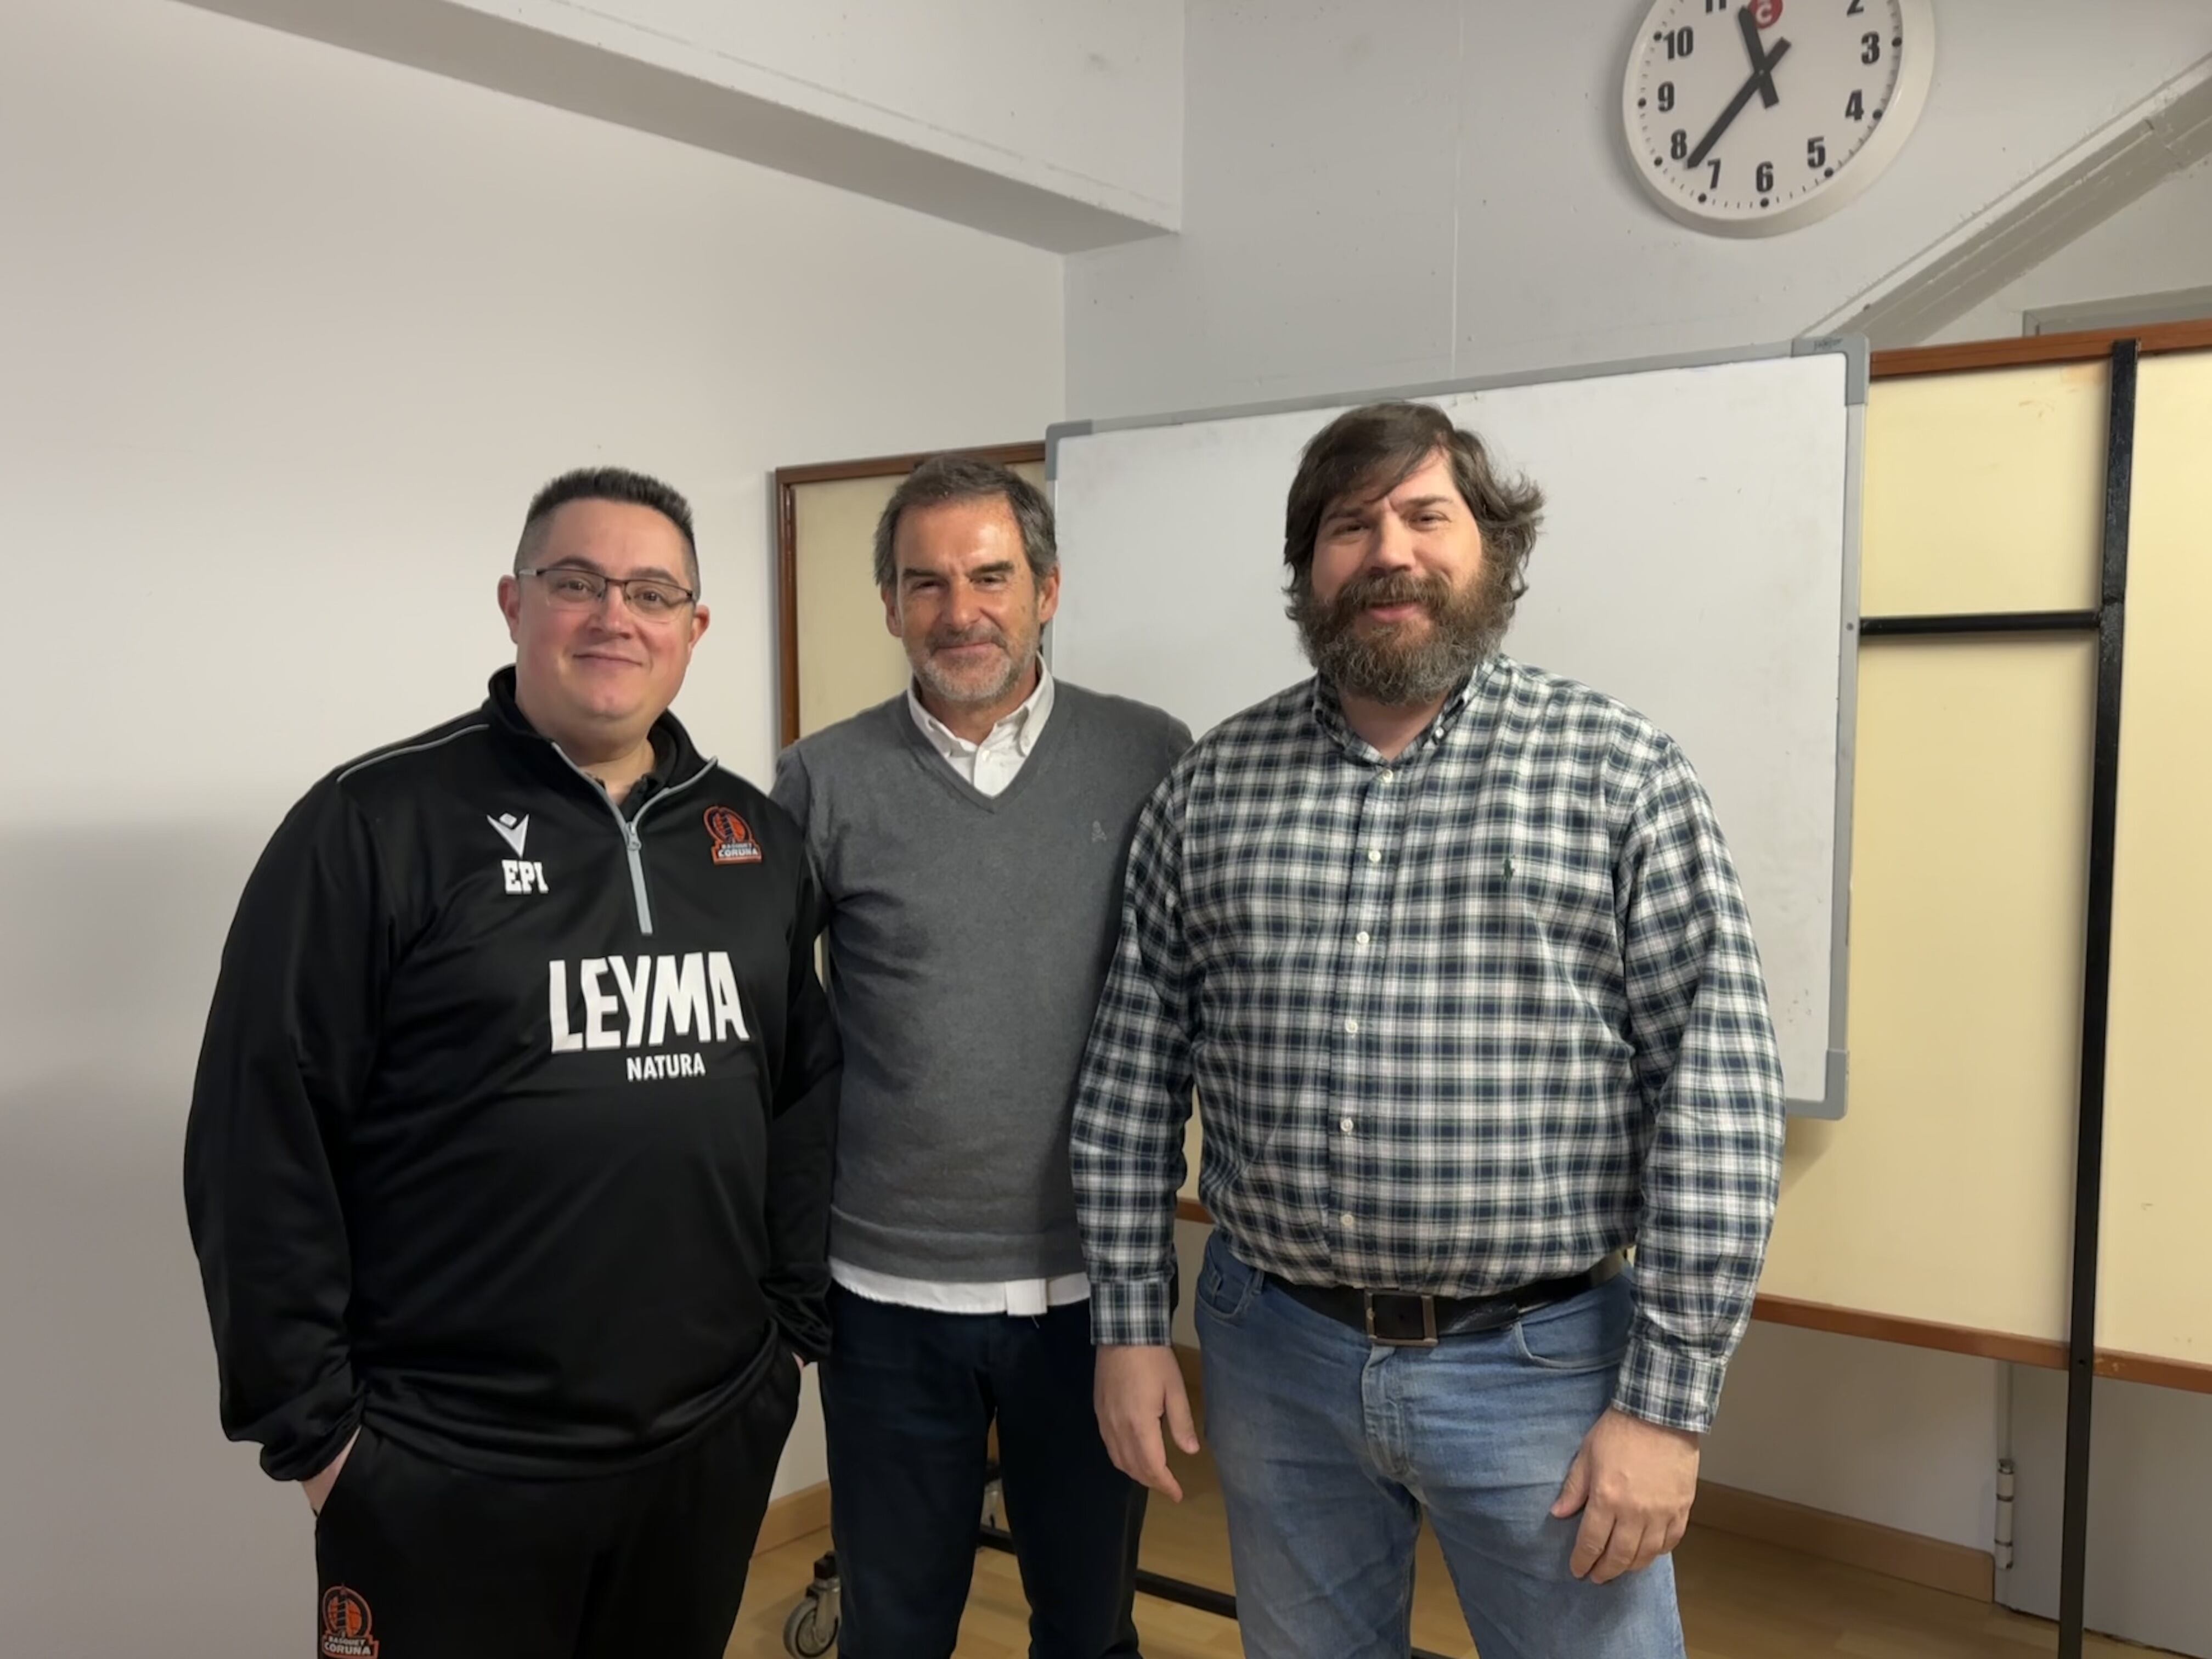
[727,1446,2173,1658]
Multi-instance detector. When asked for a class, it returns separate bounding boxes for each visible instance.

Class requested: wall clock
[1622,0,1934,235]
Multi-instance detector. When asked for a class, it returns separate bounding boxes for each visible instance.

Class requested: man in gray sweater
[772,455,1189,1659]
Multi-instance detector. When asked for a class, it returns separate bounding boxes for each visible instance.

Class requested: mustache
[1325,569,1450,623]
[928,626,1009,652]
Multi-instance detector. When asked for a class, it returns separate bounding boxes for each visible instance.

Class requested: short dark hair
[872,455,1056,591]
[1282,403,1544,602]
[516,466,699,592]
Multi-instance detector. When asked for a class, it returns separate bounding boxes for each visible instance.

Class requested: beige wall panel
[2098,349,2212,1365]
[1863,364,2106,617]
[1759,639,2092,1339]
[793,475,907,740]
[792,460,1046,741]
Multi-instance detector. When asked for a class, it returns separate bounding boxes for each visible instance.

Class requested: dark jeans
[820,1288,1146,1659]
[312,1355,800,1659]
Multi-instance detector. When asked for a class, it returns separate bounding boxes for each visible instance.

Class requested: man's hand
[301,1429,360,1516]
[1094,1344,1200,1503]
[1550,1407,1700,1583]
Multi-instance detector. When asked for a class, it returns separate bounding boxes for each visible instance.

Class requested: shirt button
[1356,930,1370,945]
[1340,1212,1356,1229]
[1379,770,1395,784]
[1344,1017,1359,1034]
[1368,849,1383,864]
[1340,1117,1355,1134]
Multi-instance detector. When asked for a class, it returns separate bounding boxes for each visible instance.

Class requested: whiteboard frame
[1046,337,1865,1119]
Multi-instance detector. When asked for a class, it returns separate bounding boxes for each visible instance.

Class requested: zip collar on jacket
[480,666,713,815]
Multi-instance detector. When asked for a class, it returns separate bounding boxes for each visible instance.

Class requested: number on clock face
[1623,0,1923,234]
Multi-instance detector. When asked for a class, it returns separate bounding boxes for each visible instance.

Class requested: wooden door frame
[1870,315,2212,377]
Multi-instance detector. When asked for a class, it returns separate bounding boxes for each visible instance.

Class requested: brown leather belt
[1268,1250,1628,1348]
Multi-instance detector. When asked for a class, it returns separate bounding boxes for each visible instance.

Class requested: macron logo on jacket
[488,812,530,855]
[489,812,550,895]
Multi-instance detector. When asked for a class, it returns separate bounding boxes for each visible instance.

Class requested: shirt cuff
[1610,1333,1728,1436]
[1088,1276,1176,1347]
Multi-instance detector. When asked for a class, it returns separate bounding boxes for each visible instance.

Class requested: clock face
[1623,0,1933,235]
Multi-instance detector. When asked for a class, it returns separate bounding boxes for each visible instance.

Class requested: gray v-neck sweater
[772,684,1190,1282]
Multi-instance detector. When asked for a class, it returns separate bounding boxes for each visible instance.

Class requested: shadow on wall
[0,821,308,1657]
[1778,1111,1841,1198]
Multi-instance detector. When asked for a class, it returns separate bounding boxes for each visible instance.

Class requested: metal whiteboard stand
[1858,338,2137,1659]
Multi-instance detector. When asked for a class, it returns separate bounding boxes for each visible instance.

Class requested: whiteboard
[1048,342,1861,1115]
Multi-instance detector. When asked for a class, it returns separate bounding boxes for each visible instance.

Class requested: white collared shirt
[828,659,1090,1315]
[904,659,1056,798]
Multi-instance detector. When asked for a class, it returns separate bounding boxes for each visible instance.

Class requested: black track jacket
[184,669,838,1482]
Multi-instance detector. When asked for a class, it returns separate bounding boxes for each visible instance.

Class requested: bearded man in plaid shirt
[1071,400,1786,1659]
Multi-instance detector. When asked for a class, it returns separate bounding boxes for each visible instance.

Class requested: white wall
[446,0,1187,224]
[184,0,1183,250]
[1932,153,2212,341]
[1708,1334,2212,1659]
[0,0,1060,1652]
[1064,0,2212,419]
[2008,1369,2212,1658]
[1700,1327,2000,1551]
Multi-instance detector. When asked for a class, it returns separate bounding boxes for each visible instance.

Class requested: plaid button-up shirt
[1069,657,1785,1433]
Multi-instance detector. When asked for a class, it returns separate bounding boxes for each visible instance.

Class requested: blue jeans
[1194,1233,1686,1659]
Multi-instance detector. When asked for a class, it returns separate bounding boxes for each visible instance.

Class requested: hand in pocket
[303,1430,361,1516]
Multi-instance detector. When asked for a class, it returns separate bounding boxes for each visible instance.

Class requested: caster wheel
[783,1593,838,1657]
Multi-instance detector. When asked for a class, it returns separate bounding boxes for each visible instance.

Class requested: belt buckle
[1363,1290,1440,1348]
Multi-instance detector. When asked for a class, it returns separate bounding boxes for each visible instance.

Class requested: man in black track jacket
[183,466,838,1659]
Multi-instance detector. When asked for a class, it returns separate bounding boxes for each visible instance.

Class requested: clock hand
[1684,34,1791,171]
[1738,5,1782,108]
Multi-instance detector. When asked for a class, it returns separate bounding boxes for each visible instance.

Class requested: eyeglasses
[519,566,696,618]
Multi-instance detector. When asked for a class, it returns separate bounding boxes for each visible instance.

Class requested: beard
[911,618,1037,707]
[1291,561,1515,706]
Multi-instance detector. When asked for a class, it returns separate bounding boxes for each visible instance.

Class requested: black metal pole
[1858,609,2100,638]
[2055,337,2137,1659]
